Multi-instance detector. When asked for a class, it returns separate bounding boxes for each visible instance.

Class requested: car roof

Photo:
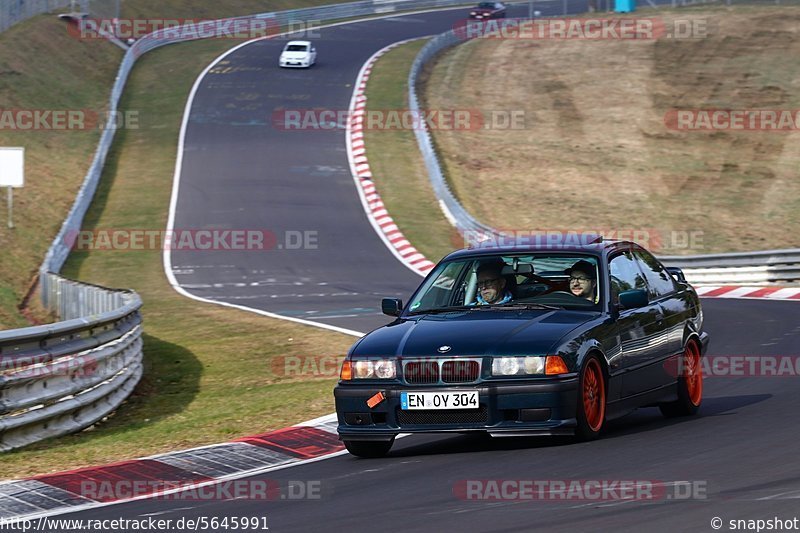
[441,239,644,261]
[285,40,311,46]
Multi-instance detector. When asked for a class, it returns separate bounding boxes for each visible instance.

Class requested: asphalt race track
[65,4,800,532]
[58,299,800,531]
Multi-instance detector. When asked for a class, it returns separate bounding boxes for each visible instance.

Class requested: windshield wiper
[407,305,477,315]
[484,302,562,310]
[407,302,563,315]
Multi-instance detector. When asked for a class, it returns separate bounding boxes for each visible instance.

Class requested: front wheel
[343,438,394,458]
[660,340,703,417]
[575,355,606,441]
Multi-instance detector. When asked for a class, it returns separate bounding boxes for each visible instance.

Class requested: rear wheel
[576,355,606,441]
[660,339,703,417]
[343,439,394,458]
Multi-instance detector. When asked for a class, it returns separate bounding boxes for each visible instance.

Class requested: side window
[608,252,647,304]
[633,249,678,299]
[438,261,471,306]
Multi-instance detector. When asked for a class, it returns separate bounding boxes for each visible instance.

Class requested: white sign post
[0,147,25,229]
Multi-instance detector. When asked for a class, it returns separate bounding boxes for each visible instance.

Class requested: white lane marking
[140,507,196,517]
[757,489,800,500]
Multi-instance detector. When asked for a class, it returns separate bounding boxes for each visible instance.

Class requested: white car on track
[279,40,317,68]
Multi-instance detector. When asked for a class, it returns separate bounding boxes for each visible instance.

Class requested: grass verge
[0,15,123,329]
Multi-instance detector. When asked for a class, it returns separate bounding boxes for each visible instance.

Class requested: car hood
[352,309,597,357]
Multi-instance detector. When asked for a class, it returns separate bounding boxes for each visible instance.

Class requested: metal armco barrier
[408,29,495,238]
[1,274,142,451]
[406,22,800,286]
[660,250,800,285]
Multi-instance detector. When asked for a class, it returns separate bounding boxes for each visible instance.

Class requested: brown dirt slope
[423,6,800,254]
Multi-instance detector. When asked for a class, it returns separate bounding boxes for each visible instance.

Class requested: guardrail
[407,21,800,286]
[1,274,142,451]
[408,29,495,238]
[659,250,800,285]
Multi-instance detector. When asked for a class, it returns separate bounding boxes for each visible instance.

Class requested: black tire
[660,340,703,418]
[343,439,394,458]
[575,355,607,441]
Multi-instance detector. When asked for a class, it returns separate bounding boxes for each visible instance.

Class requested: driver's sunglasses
[570,276,592,283]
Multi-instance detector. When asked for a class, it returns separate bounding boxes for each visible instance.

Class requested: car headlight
[492,356,545,376]
[341,359,396,380]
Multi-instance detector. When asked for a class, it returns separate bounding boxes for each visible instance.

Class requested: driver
[473,260,513,305]
[565,260,597,302]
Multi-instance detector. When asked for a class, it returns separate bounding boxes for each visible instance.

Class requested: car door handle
[655,312,665,323]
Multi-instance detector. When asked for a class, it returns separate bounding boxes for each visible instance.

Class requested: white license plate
[400,391,479,410]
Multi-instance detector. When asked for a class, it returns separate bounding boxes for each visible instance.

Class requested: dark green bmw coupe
[335,239,709,457]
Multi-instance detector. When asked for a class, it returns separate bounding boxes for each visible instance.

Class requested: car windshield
[406,253,601,314]
[477,2,496,7]
[286,44,308,52]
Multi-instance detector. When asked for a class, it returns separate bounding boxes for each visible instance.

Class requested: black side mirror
[381,298,403,317]
[618,289,648,310]
[665,267,687,283]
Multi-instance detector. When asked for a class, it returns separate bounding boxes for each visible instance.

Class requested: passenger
[565,260,597,301]
[473,261,513,305]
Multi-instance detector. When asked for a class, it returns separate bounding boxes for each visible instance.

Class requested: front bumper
[335,377,578,441]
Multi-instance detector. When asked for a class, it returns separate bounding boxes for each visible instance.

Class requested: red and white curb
[346,39,436,277]
[695,286,800,300]
[0,415,345,522]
